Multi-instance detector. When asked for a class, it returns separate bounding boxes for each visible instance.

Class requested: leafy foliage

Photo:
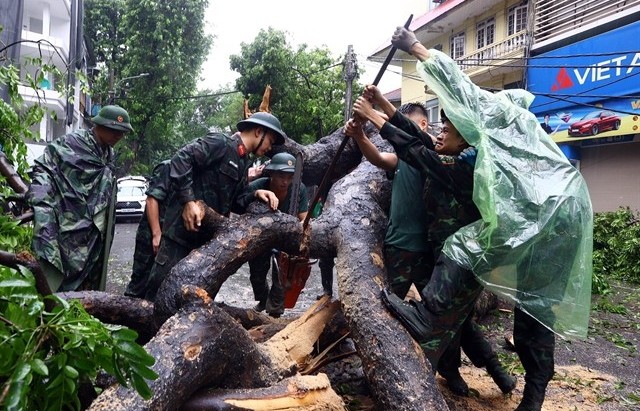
[176,87,245,142]
[0,209,157,410]
[0,266,158,410]
[230,28,360,143]
[84,0,212,175]
[0,57,60,179]
[592,207,640,293]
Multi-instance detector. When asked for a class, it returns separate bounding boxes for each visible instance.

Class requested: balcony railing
[18,85,66,115]
[21,29,69,64]
[456,30,527,71]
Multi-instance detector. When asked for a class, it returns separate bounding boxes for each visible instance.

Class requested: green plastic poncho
[416,50,593,339]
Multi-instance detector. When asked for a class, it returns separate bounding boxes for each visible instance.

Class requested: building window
[508,2,528,35]
[450,32,465,59]
[477,18,495,49]
[425,99,440,135]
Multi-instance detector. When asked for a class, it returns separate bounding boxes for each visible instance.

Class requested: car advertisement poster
[527,21,640,144]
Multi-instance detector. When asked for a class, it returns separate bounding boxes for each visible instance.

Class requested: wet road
[107,222,337,318]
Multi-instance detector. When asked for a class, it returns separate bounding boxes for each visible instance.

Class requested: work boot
[438,367,469,396]
[316,290,332,300]
[515,381,545,411]
[265,298,284,318]
[380,288,431,342]
[253,300,266,312]
[486,357,516,394]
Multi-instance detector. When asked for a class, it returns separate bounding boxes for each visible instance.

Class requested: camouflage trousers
[417,254,483,369]
[144,236,192,301]
[249,250,284,315]
[383,244,434,299]
[125,215,154,298]
[384,245,497,376]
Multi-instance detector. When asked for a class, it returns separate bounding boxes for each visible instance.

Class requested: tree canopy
[84,0,211,175]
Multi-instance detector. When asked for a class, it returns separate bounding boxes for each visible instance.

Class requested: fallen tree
[3,126,454,409]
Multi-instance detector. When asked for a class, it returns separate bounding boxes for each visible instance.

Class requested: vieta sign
[552,52,640,91]
[528,21,640,113]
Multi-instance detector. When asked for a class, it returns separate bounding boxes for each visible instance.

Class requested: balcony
[21,29,68,68]
[457,30,527,76]
[18,84,66,116]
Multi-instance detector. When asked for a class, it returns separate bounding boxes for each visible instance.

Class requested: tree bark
[89,287,344,410]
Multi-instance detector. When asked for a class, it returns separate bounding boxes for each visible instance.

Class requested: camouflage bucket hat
[92,105,134,133]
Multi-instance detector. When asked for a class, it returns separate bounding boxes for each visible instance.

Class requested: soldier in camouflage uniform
[347,96,515,396]
[27,105,133,292]
[144,112,286,301]
[124,160,171,298]
[236,152,309,317]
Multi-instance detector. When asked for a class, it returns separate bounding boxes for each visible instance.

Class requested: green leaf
[63,365,79,379]
[113,357,128,386]
[117,340,155,365]
[113,327,139,342]
[30,358,48,376]
[130,371,153,400]
[131,363,159,381]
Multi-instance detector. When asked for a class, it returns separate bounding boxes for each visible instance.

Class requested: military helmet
[92,105,134,133]
[236,112,286,145]
[265,152,296,173]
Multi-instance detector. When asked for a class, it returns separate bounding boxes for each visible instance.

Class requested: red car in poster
[568,110,621,137]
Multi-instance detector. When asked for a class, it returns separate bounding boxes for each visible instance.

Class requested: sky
[199,1,419,94]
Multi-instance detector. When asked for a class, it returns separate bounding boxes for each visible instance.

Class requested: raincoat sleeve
[380,121,470,193]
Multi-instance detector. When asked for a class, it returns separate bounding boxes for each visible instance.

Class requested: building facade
[15,0,91,163]
[370,0,640,212]
[526,0,640,212]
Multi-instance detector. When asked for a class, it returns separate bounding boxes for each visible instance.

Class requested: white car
[115,176,148,222]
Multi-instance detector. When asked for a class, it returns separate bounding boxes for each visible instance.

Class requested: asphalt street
[107,221,336,317]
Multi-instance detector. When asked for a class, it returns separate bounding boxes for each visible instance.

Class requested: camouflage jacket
[27,129,116,290]
[162,133,252,248]
[381,119,479,255]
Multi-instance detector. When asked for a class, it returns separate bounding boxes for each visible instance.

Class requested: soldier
[124,160,170,298]
[144,112,286,301]
[238,152,309,317]
[27,105,134,291]
[383,27,592,411]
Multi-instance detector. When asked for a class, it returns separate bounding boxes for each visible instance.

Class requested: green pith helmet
[265,152,296,173]
[236,112,286,145]
[92,105,134,133]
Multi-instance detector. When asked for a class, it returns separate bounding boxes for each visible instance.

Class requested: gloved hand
[392,26,420,55]
[458,146,477,166]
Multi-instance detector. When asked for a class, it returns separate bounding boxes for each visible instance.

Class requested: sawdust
[440,364,616,411]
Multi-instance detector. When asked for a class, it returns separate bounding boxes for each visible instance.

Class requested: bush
[592,207,640,293]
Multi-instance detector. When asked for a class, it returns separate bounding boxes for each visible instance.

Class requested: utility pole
[343,45,357,122]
